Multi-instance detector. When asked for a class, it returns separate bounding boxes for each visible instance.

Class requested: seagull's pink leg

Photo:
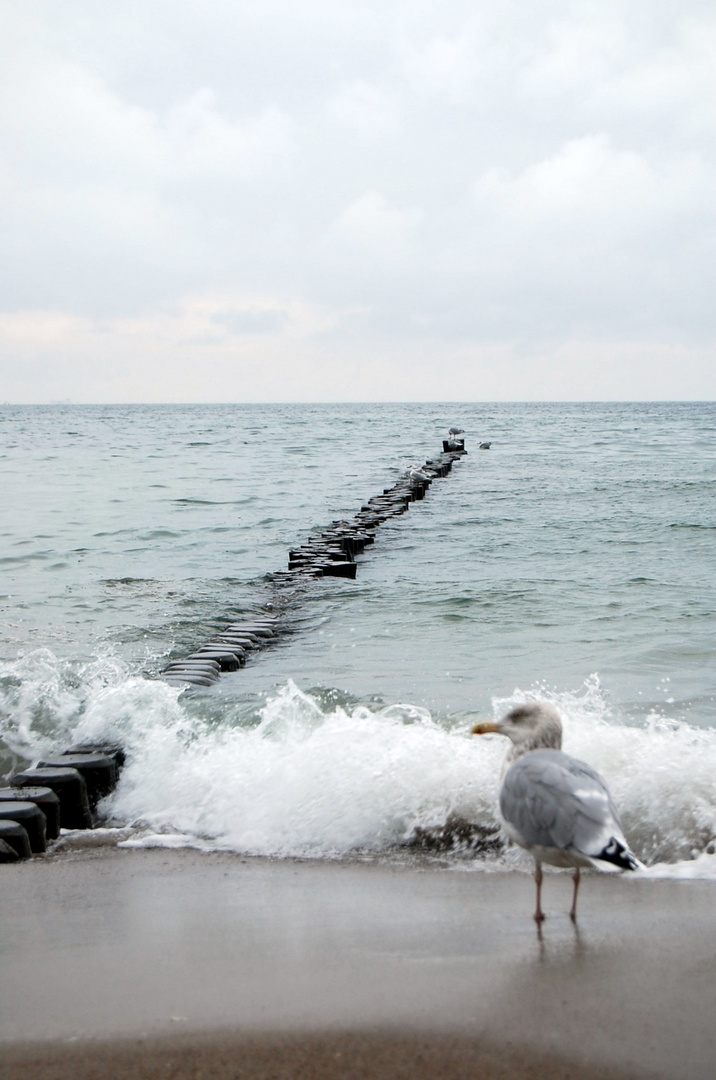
[534,861,545,923]
[569,867,580,921]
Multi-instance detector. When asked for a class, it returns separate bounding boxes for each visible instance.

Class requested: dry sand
[1,847,714,1079]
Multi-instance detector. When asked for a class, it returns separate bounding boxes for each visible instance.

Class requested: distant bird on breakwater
[408,467,431,482]
[473,702,642,922]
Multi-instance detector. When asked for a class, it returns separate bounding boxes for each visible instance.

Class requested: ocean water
[1,402,715,874]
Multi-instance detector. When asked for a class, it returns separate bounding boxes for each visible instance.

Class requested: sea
[1,402,715,877]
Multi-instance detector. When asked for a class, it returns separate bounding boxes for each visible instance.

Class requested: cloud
[0,1,715,399]
[0,22,299,185]
[326,81,401,139]
[399,20,487,103]
[329,191,421,253]
[211,308,291,335]
[0,22,301,313]
[164,91,299,180]
[473,135,708,241]
[1,299,712,403]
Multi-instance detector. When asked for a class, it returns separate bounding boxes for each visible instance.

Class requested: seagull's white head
[472,702,563,763]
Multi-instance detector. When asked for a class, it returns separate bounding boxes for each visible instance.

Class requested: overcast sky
[1,1,715,402]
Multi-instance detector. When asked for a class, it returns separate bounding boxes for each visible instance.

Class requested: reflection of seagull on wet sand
[473,702,643,922]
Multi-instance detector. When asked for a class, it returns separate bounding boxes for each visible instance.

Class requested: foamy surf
[1,652,715,874]
[105,679,501,858]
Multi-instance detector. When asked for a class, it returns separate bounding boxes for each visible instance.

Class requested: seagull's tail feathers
[595,837,645,872]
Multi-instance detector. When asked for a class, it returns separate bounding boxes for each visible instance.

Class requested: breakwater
[156,438,466,690]
[1,435,466,859]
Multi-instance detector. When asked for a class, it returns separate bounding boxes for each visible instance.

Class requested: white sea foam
[105,679,502,857]
[1,653,715,875]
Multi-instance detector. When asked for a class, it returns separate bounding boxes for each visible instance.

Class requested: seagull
[448,427,464,436]
[408,467,430,482]
[473,702,642,922]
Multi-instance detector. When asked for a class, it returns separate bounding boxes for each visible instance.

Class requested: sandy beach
[1,847,714,1079]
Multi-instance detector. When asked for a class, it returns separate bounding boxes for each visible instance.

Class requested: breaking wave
[1,652,715,874]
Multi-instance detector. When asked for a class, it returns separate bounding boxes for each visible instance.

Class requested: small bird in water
[473,702,642,922]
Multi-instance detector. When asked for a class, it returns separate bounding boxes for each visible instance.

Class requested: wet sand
[1,847,714,1079]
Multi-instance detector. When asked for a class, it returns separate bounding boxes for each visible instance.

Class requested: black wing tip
[598,837,641,872]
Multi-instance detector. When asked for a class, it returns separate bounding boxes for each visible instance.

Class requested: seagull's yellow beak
[472,722,502,736]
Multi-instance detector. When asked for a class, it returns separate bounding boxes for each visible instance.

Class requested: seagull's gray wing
[499,749,625,859]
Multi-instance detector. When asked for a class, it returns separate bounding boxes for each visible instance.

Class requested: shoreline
[1,847,715,1079]
[0,1030,652,1080]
